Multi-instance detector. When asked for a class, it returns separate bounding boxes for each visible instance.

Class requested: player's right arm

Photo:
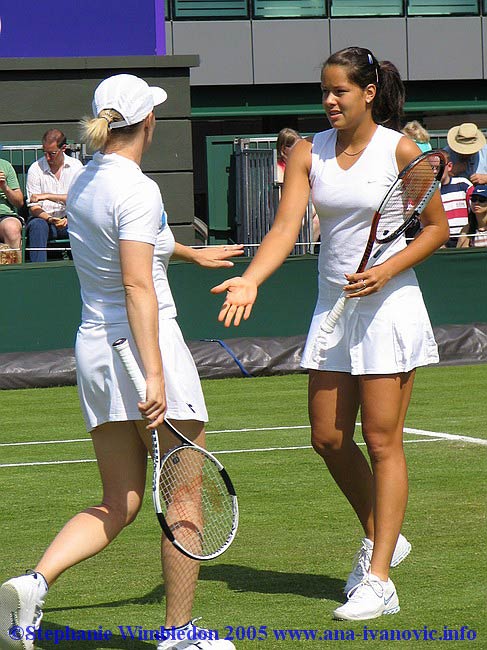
[120,239,166,428]
[211,138,313,327]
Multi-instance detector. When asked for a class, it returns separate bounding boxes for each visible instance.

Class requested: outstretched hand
[193,244,244,268]
[211,276,258,327]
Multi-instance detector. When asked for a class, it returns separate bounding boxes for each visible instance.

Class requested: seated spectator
[401,120,432,153]
[445,122,487,185]
[276,127,301,184]
[276,127,320,244]
[0,157,24,264]
[26,129,83,262]
[457,184,487,248]
[434,150,472,248]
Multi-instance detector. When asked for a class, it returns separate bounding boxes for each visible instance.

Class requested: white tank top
[310,125,404,287]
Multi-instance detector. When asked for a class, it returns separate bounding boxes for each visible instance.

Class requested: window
[330,0,404,16]
[172,0,249,19]
[253,0,326,18]
[407,0,479,16]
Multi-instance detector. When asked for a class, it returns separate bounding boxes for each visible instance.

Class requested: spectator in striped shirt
[433,150,472,248]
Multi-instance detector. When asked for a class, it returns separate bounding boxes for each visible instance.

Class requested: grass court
[0,364,486,649]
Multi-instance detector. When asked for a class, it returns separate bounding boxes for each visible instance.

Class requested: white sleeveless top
[310,125,404,287]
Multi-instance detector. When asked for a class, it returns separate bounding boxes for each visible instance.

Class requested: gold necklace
[336,141,368,157]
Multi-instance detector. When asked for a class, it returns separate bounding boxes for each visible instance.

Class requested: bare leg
[0,218,22,262]
[309,370,374,539]
[35,421,148,585]
[137,419,204,628]
[360,372,415,581]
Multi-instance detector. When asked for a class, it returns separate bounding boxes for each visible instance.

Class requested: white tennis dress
[301,126,439,374]
[67,152,208,431]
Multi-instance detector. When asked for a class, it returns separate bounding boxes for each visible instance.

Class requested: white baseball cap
[92,73,168,129]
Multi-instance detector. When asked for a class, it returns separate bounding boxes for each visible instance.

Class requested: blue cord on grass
[202,339,252,378]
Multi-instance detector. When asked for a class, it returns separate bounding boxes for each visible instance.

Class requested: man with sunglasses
[26,129,83,262]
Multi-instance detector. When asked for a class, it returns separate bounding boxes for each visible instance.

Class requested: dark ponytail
[322,47,405,132]
[373,60,405,132]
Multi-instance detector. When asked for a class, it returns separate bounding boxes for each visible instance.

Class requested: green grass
[0,365,486,649]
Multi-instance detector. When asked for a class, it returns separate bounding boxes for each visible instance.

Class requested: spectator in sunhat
[445,122,487,185]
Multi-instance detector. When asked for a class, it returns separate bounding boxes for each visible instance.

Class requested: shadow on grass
[45,585,166,614]
[199,564,344,601]
[36,565,344,647]
[45,566,344,615]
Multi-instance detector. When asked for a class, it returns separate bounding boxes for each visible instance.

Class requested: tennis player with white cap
[0,74,239,650]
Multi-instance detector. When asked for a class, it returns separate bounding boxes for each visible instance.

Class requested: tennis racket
[318,149,446,336]
[112,338,239,561]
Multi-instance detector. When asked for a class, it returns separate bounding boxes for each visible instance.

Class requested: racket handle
[112,338,147,402]
[321,294,346,334]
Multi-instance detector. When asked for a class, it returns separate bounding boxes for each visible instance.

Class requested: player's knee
[363,431,401,464]
[311,429,343,457]
[101,496,142,528]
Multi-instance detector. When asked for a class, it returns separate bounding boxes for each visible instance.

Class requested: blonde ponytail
[79,109,124,151]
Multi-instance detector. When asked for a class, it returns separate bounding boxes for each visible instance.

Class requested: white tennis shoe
[0,571,47,650]
[156,620,236,650]
[333,573,400,621]
[344,533,411,593]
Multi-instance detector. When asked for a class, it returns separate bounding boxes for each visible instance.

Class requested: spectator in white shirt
[26,129,83,262]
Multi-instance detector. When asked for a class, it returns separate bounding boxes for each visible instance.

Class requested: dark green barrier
[1,249,485,354]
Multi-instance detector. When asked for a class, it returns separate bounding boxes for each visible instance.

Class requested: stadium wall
[1,249,485,355]
[0,55,199,244]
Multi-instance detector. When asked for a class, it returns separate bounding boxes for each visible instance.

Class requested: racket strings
[158,447,235,557]
[376,159,437,243]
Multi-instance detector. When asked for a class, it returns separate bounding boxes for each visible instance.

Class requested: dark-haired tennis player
[213,47,448,620]
[0,74,240,650]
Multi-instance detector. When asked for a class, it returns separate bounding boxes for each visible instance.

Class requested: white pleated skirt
[301,269,439,375]
[75,316,208,431]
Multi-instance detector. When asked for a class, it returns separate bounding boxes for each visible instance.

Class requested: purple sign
[0,0,165,57]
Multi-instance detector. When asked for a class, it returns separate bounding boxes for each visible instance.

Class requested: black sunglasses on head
[471,195,487,204]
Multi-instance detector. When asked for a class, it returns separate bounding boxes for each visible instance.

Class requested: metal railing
[234,137,314,256]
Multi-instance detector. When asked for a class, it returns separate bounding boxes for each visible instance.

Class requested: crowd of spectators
[1,120,487,264]
[402,121,487,248]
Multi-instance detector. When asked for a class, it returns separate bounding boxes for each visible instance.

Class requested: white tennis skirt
[301,270,439,375]
[75,317,208,431]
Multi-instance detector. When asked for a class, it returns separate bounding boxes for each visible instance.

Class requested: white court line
[212,424,487,447]
[403,426,487,447]
[1,424,486,448]
[0,438,91,448]
[0,438,451,469]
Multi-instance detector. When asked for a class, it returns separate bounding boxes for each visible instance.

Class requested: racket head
[375,149,447,244]
[154,445,239,561]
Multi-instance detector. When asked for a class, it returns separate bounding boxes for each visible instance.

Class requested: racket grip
[112,338,147,402]
[321,294,346,334]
